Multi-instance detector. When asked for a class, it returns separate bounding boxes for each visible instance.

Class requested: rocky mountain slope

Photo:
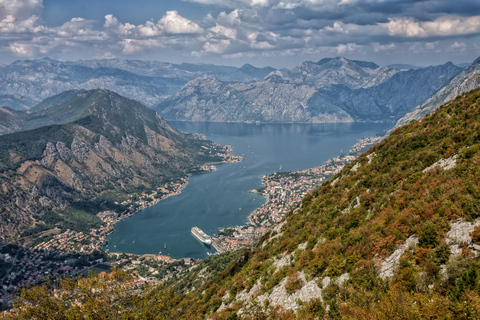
[13,88,480,318]
[0,58,276,109]
[155,57,461,123]
[0,89,234,243]
[395,56,480,129]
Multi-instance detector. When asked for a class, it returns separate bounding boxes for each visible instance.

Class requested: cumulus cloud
[184,0,271,8]
[385,16,480,38]
[160,11,203,34]
[1,0,480,64]
[448,41,467,52]
[336,42,361,54]
[0,0,42,20]
[105,11,202,37]
[0,14,39,33]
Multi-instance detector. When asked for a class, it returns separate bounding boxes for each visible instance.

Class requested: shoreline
[31,143,243,257]
[25,135,385,287]
[210,135,384,253]
[31,135,383,259]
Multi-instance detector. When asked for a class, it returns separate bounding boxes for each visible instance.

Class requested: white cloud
[0,0,42,20]
[385,16,480,38]
[0,14,39,33]
[120,38,163,54]
[202,39,231,54]
[209,24,237,39]
[160,11,203,34]
[373,42,396,53]
[1,0,479,64]
[425,41,439,50]
[448,41,467,52]
[8,42,32,56]
[184,0,271,8]
[105,11,202,37]
[336,42,361,54]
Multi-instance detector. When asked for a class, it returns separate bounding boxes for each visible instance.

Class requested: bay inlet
[106,122,391,259]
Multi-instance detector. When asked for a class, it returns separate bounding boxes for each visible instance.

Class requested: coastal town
[0,136,382,307]
[0,244,108,308]
[32,177,191,254]
[205,135,384,253]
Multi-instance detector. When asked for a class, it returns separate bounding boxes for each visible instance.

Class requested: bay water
[106,122,390,259]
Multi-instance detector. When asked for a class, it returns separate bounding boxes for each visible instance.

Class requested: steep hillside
[0,89,236,243]
[13,89,480,318]
[155,57,461,123]
[30,89,81,112]
[395,56,480,128]
[164,87,480,319]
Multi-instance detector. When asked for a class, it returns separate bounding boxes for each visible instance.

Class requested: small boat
[164,242,167,249]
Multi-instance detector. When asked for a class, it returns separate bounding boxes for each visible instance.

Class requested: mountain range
[155,57,462,123]
[0,58,276,109]
[2,57,477,126]
[0,89,234,242]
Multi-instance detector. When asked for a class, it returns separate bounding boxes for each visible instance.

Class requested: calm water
[106,122,390,258]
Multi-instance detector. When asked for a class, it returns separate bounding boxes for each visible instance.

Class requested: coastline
[32,143,243,256]
[210,135,384,253]
[32,135,383,259]
[27,134,384,286]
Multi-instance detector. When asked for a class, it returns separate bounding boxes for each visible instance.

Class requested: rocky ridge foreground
[155,57,462,123]
[0,89,235,243]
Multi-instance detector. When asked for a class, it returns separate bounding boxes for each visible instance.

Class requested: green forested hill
[10,88,480,319]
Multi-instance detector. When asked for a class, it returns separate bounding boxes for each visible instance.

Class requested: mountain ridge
[394,56,480,129]
[0,89,236,243]
[155,57,462,123]
[0,58,277,109]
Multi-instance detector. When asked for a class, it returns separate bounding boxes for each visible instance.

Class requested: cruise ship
[191,226,212,245]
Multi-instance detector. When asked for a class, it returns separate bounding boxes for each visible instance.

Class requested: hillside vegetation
[0,89,233,243]
[9,88,480,319]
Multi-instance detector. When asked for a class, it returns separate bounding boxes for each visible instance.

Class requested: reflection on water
[106,122,391,259]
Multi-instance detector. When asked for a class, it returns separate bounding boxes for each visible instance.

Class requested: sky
[0,0,480,68]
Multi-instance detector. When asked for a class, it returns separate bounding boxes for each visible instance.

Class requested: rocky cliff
[394,56,480,129]
[155,57,461,123]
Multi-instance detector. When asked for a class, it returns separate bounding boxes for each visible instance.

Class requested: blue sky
[1,0,480,67]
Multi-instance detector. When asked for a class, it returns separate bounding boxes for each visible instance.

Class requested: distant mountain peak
[316,57,379,69]
[240,63,255,69]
